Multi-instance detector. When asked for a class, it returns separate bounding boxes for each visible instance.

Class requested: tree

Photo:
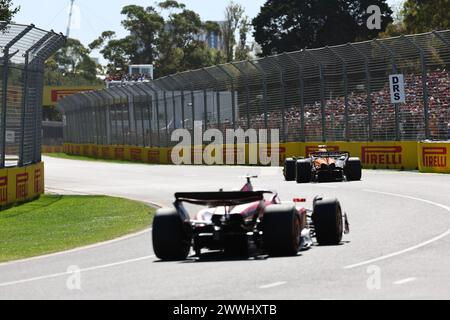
[402,0,450,34]
[252,0,393,56]
[47,38,101,85]
[222,1,245,62]
[235,15,252,61]
[93,1,228,78]
[120,5,165,64]
[0,0,20,29]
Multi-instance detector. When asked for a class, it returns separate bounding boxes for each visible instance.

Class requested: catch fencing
[0,23,65,167]
[58,30,450,147]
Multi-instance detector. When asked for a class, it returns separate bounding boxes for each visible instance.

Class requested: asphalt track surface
[0,156,449,299]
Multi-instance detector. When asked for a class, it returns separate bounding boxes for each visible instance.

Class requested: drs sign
[389,74,405,104]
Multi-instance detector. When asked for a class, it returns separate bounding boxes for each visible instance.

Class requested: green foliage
[252,0,393,56]
[0,0,19,30]
[92,1,230,78]
[45,38,103,86]
[402,0,450,34]
[222,1,246,62]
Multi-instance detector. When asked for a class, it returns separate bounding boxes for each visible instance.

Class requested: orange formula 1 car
[284,146,362,183]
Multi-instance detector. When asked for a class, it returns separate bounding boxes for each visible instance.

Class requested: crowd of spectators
[105,73,151,82]
[224,69,450,141]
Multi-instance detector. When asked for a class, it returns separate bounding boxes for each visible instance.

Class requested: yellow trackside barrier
[418,141,450,173]
[42,145,63,153]
[63,142,450,174]
[0,169,8,206]
[0,162,44,209]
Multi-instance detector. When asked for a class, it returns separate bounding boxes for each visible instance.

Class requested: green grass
[43,152,141,164]
[0,195,155,263]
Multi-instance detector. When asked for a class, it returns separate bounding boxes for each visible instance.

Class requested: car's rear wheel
[284,158,296,181]
[345,157,362,181]
[296,159,312,183]
[262,205,300,256]
[312,198,343,245]
[152,208,191,260]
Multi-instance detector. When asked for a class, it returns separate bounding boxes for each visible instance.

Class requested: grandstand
[58,30,450,146]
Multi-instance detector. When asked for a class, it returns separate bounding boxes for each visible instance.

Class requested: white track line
[343,189,450,269]
[394,277,416,285]
[259,281,286,289]
[0,255,155,288]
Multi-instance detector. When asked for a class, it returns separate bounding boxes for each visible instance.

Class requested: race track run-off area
[0,156,449,299]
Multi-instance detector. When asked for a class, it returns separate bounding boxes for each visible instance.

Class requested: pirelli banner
[43,86,104,107]
[418,141,450,173]
[0,162,44,208]
[63,142,450,173]
[298,141,419,170]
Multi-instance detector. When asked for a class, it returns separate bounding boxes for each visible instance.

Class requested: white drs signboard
[389,74,405,104]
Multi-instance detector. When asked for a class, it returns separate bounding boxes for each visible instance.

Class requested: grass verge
[0,195,155,263]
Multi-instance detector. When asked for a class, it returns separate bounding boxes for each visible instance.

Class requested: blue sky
[12,0,403,62]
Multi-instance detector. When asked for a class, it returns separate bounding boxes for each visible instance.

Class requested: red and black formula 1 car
[283,146,362,183]
[152,176,349,261]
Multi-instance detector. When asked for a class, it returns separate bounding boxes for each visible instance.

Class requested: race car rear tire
[345,157,362,181]
[262,205,300,256]
[283,158,296,181]
[152,208,191,260]
[296,159,312,183]
[312,198,343,245]
[284,158,296,181]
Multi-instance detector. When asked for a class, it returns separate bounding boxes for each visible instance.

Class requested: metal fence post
[373,39,400,140]
[284,53,306,142]
[229,63,250,129]
[267,57,287,142]
[133,84,152,147]
[327,47,350,141]
[168,74,185,129]
[401,35,429,139]
[247,60,268,130]
[217,65,237,130]
[202,68,221,130]
[143,83,161,147]
[178,73,196,132]
[305,50,327,142]
[1,25,33,167]
[349,43,372,141]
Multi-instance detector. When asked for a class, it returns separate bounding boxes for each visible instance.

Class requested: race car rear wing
[309,151,350,158]
[175,191,272,207]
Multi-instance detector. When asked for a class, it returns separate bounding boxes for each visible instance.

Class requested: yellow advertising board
[26,162,44,201]
[0,163,45,208]
[43,86,104,107]
[64,141,450,174]
[0,169,8,206]
[418,141,450,173]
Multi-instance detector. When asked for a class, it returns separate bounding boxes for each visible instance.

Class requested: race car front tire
[262,205,300,256]
[152,208,191,260]
[296,159,312,183]
[284,158,296,181]
[345,157,362,181]
[312,198,343,245]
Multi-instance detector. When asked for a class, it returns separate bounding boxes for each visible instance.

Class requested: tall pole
[66,0,75,38]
